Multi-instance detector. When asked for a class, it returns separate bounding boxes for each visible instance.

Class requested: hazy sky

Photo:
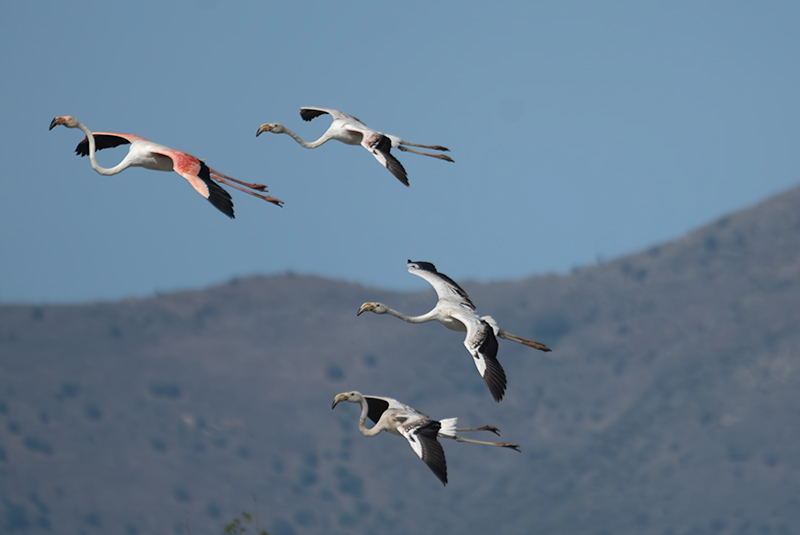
[2,1,798,304]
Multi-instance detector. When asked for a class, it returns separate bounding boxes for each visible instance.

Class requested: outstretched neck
[280,127,329,149]
[76,121,126,176]
[384,306,437,324]
[357,398,382,437]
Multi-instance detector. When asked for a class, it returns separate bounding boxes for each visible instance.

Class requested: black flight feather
[364,397,390,425]
[416,421,447,485]
[75,134,131,157]
[476,324,506,402]
[198,161,235,219]
[370,135,408,186]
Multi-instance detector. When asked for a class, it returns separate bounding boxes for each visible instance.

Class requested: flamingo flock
[49,107,550,485]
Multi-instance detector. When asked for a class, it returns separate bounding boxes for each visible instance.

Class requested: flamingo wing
[360,132,408,186]
[452,307,506,402]
[300,106,363,124]
[363,395,422,424]
[74,132,147,157]
[407,261,476,309]
[398,419,447,485]
[151,149,234,219]
[362,396,391,424]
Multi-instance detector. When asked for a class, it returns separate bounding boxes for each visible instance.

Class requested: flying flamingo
[332,391,519,485]
[256,106,453,186]
[358,261,552,402]
[50,116,283,218]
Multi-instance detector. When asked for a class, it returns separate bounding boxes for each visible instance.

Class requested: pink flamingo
[50,115,283,218]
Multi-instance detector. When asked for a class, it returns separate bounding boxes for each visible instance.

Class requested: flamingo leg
[455,425,502,436]
[399,141,450,151]
[213,176,284,207]
[396,145,455,162]
[211,169,269,191]
[498,330,551,352]
[439,434,520,451]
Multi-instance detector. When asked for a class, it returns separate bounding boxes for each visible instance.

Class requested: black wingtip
[408,260,437,273]
[479,328,505,402]
[369,135,408,186]
[207,187,235,219]
[74,134,131,157]
[385,154,409,186]
[418,422,448,485]
[299,108,327,122]
[198,162,235,218]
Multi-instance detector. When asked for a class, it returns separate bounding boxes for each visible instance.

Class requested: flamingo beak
[356,303,374,316]
[49,117,61,130]
[256,123,273,137]
[331,393,347,409]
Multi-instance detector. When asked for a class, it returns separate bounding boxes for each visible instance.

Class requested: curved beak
[256,123,272,137]
[356,303,374,316]
[331,393,347,409]
[49,117,61,130]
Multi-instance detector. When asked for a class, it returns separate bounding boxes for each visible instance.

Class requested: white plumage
[256,106,453,186]
[332,391,519,486]
[358,260,551,402]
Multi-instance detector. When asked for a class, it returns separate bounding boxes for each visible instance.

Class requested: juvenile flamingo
[256,106,453,186]
[332,391,519,485]
[358,261,552,402]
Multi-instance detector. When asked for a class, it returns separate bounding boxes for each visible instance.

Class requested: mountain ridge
[2,185,799,534]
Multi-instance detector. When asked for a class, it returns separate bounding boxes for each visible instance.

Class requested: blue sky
[2,1,798,304]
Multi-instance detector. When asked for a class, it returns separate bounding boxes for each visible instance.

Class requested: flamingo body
[358,260,551,402]
[332,391,519,485]
[51,116,283,218]
[257,106,453,187]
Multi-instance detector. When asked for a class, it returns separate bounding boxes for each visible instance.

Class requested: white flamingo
[332,391,519,486]
[358,261,551,402]
[256,106,452,186]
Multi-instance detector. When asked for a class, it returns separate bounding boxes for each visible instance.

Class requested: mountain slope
[2,186,800,535]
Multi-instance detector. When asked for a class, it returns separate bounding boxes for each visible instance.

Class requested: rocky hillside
[2,186,799,535]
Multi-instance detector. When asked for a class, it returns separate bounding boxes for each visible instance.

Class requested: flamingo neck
[281,127,329,149]
[357,398,382,437]
[76,122,126,176]
[385,307,436,324]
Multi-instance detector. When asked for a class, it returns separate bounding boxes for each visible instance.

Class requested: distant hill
[2,186,800,535]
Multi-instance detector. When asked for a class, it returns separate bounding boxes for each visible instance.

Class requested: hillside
[2,186,800,535]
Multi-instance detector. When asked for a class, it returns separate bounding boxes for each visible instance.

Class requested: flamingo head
[256,123,284,137]
[357,302,388,316]
[332,391,362,409]
[49,116,79,130]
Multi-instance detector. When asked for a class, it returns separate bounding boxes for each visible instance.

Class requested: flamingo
[332,391,519,486]
[358,261,552,402]
[256,106,453,186]
[50,115,283,218]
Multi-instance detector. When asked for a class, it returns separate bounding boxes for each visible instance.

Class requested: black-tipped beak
[49,117,59,130]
